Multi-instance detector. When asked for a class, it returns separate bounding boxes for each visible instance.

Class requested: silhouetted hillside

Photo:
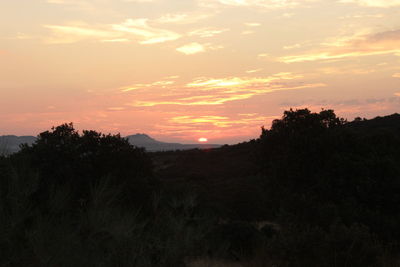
[347,113,400,131]
[0,133,220,154]
[151,141,261,219]
[152,110,400,264]
[1,110,400,266]
[127,133,221,151]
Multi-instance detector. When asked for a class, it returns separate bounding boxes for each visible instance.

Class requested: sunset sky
[1,0,399,144]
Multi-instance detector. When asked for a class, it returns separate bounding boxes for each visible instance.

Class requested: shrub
[12,123,154,211]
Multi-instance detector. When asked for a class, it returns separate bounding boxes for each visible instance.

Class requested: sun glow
[198,137,208,143]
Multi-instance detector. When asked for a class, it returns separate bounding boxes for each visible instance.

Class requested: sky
[0,0,399,144]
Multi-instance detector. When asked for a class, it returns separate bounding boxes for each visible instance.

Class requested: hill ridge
[0,133,221,153]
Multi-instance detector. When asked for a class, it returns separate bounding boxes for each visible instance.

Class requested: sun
[198,137,208,143]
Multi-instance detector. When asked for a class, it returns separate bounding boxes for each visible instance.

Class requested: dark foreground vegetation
[1,109,400,266]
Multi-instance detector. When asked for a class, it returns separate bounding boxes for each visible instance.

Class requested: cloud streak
[188,27,229,38]
[279,29,400,63]
[176,43,223,55]
[112,19,182,44]
[124,73,326,107]
[44,18,182,44]
[168,114,268,128]
[176,43,206,55]
[44,23,121,43]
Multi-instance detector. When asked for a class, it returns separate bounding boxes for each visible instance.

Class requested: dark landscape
[1,108,400,266]
[0,133,220,154]
[2,0,400,265]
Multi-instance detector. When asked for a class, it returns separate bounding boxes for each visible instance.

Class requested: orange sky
[1,0,399,144]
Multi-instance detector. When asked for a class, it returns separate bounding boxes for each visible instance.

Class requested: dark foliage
[258,109,400,244]
[206,221,263,260]
[0,124,212,266]
[259,223,382,267]
[12,123,154,211]
[1,110,400,266]
[151,141,263,220]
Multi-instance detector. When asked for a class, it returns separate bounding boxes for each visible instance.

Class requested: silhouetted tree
[13,123,154,212]
[257,108,400,243]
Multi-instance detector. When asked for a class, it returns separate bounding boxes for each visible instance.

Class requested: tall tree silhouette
[14,123,154,211]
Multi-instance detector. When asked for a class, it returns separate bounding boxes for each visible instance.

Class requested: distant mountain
[0,133,221,154]
[0,135,36,154]
[126,134,221,152]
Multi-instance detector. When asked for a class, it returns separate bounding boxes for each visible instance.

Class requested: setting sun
[198,137,208,143]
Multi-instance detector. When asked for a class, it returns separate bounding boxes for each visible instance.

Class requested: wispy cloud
[317,66,376,75]
[124,73,325,107]
[176,42,223,55]
[120,77,177,92]
[176,43,206,55]
[246,68,263,73]
[44,23,120,44]
[279,29,400,63]
[393,73,400,78]
[111,19,181,44]
[101,38,130,43]
[258,53,269,58]
[44,18,182,44]
[168,114,267,128]
[169,115,232,128]
[185,73,302,88]
[283,43,302,50]
[188,27,229,38]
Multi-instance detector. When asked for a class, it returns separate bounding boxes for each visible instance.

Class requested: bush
[206,221,263,260]
[0,158,214,266]
[260,223,382,267]
[257,109,400,242]
[12,123,154,211]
